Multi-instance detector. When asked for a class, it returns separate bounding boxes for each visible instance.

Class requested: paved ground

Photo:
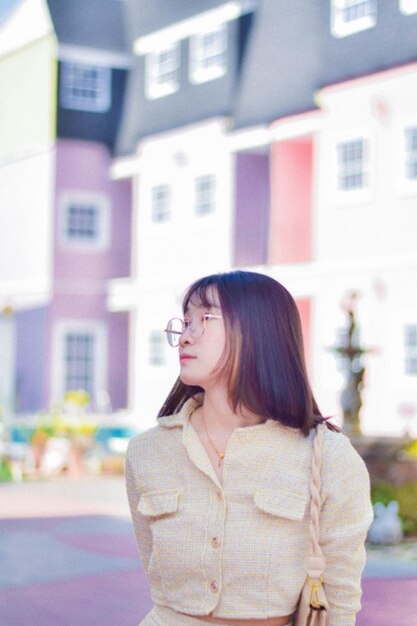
[1,476,417,626]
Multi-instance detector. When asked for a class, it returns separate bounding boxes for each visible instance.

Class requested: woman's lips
[179,354,196,363]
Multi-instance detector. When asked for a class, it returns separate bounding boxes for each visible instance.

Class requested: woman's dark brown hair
[158,270,326,435]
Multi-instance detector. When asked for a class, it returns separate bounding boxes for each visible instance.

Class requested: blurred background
[1,0,417,546]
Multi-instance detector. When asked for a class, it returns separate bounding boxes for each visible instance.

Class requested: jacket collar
[158,395,203,429]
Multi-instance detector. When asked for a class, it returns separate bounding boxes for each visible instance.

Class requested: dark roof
[115,1,258,156]
[233,0,323,128]
[234,0,417,129]
[47,0,129,53]
[124,0,235,41]
[115,0,417,155]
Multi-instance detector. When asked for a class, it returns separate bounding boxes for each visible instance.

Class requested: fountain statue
[331,292,372,434]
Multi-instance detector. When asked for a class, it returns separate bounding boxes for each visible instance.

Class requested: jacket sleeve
[319,432,374,626]
[125,439,153,571]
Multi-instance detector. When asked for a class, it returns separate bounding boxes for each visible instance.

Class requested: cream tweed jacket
[125,397,373,626]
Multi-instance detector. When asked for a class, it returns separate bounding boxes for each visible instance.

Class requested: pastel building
[111,0,417,435]
[0,0,56,420]
[14,0,132,415]
[110,1,259,428]
[228,2,417,436]
[311,65,417,436]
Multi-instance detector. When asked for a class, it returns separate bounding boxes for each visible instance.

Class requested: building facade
[111,0,417,434]
[5,2,414,433]
[13,0,132,416]
[0,0,56,421]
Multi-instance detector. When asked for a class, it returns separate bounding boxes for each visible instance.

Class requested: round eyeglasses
[164,314,223,347]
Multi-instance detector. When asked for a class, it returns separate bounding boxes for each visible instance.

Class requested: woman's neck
[201,388,265,432]
[189,389,267,479]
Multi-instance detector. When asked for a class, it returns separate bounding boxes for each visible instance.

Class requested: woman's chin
[179,372,197,386]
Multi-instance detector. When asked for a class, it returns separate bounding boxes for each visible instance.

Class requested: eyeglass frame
[164,313,223,347]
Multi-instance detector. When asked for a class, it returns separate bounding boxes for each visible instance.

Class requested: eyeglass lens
[166,319,183,347]
[165,316,207,347]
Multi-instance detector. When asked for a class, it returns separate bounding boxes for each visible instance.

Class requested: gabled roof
[47,0,129,53]
[125,0,235,41]
[233,0,417,129]
[233,0,323,128]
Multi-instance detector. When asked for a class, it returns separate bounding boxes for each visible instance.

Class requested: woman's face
[178,288,227,390]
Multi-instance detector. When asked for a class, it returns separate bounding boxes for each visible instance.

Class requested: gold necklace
[201,412,226,468]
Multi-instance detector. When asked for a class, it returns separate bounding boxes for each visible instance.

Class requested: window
[151,185,171,223]
[64,332,95,395]
[404,127,417,180]
[53,321,107,401]
[190,23,227,84]
[60,63,111,112]
[59,192,110,250]
[400,0,417,15]
[336,139,368,191]
[146,42,180,99]
[404,325,417,376]
[195,175,216,215]
[149,331,166,366]
[331,0,377,37]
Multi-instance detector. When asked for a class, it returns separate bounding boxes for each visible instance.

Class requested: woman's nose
[179,325,194,346]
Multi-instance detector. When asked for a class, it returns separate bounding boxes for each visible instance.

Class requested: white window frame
[395,118,417,196]
[329,131,373,206]
[58,191,111,251]
[404,324,417,376]
[194,174,216,216]
[151,184,171,223]
[403,126,417,182]
[52,320,107,402]
[336,138,368,191]
[331,0,377,38]
[189,23,227,84]
[145,41,180,99]
[60,62,111,112]
[400,0,417,15]
[390,311,417,393]
[148,331,166,366]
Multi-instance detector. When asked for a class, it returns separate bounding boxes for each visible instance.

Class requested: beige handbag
[293,423,330,626]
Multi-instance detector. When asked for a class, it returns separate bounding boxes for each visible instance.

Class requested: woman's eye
[203,313,212,321]
[184,320,191,328]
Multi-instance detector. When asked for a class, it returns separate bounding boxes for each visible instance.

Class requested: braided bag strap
[307,423,326,569]
[294,424,329,626]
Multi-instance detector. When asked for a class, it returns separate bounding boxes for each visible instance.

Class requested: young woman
[126,271,373,626]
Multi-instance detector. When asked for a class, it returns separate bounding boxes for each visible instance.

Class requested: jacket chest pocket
[254,487,308,521]
[137,489,182,595]
[252,487,310,606]
[137,488,181,518]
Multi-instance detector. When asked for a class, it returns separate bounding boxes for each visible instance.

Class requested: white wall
[317,65,417,261]
[0,314,16,421]
[311,66,417,436]
[0,151,55,309]
[130,119,234,429]
[0,0,56,310]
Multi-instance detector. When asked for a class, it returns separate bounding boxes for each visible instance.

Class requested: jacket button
[216,490,222,500]
[211,537,220,548]
[210,581,219,593]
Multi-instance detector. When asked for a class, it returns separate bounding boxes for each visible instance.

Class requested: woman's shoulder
[322,425,362,457]
[127,421,172,456]
[321,426,370,485]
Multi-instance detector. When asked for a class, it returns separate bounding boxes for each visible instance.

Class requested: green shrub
[371,481,397,506]
[403,439,417,460]
[0,459,12,482]
[371,480,417,536]
[396,482,417,535]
